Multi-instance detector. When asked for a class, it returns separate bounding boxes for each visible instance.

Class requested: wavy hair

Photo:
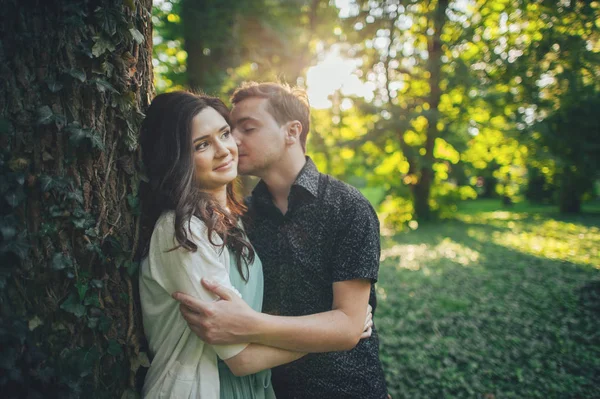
[137,91,254,279]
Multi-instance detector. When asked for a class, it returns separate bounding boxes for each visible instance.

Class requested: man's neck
[261,152,306,214]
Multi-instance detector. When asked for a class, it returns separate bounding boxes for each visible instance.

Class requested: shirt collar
[252,156,320,202]
[293,156,320,198]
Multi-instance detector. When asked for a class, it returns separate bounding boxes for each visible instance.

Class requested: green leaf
[107,339,123,356]
[93,78,118,94]
[8,158,29,172]
[66,190,84,204]
[39,175,55,192]
[84,295,100,307]
[90,279,103,288]
[69,68,87,83]
[0,118,12,134]
[130,352,150,373]
[95,7,118,36]
[87,316,99,329]
[125,260,139,276]
[51,253,73,271]
[98,314,112,333]
[5,188,26,208]
[72,218,87,229]
[36,106,54,125]
[91,36,116,57]
[129,27,144,44]
[126,193,139,209]
[0,231,30,260]
[60,292,86,318]
[46,79,64,93]
[67,126,88,146]
[88,131,105,150]
[0,218,17,240]
[75,280,88,301]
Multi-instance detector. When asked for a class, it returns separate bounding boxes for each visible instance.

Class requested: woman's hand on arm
[224,344,305,377]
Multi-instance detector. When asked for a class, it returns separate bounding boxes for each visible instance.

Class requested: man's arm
[174,277,373,352]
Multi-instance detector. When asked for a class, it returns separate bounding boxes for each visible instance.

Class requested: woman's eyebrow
[193,125,229,143]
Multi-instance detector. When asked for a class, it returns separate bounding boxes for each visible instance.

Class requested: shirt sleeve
[152,214,248,360]
[331,196,380,283]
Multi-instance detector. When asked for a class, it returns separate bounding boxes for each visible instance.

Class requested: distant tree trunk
[182,0,238,94]
[411,0,448,221]
[0,0,152,397]
[558,168,585,213]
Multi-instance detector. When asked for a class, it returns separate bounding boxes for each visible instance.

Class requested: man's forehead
[231,97,268,119]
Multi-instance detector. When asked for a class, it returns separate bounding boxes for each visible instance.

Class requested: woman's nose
[214,140,230,157]
[232,129,242,146]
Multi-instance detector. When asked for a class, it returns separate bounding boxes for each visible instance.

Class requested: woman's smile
[214,158,234,171]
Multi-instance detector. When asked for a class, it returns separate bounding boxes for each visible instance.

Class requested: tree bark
[0,0,152,396]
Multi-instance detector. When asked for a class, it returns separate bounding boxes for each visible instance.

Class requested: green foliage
[377,200,600,398]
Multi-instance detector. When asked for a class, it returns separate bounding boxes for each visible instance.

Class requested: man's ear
[284,121,302,146]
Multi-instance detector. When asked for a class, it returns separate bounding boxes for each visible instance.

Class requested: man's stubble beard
[237,151,284,179]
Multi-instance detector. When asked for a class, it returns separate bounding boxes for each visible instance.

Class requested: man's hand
[172,278,258,345]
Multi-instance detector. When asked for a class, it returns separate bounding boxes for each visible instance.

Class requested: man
[173,82,389,398]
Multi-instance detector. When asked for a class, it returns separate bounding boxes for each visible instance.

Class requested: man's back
[245,158,388,398]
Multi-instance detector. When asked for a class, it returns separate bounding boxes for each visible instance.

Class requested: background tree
[471,0,600,213]
[318,0,480,222]
[154,0,338,95]
[0,0,152,397]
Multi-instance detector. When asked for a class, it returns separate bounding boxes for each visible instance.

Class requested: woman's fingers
[360,326,372,339]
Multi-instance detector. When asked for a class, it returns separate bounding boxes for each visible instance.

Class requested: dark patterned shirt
[244,157,388,399]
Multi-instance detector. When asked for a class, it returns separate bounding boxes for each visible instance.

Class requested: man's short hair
[231,82,310,152]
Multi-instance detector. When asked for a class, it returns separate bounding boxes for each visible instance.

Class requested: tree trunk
[182,0,238,94]
[558,168,584,213]
[412,0,448,221]
[0,0,152,396]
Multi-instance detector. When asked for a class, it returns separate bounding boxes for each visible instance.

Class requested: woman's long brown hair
[137,91,254,279]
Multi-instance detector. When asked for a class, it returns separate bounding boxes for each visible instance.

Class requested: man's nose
[232,129,242,146]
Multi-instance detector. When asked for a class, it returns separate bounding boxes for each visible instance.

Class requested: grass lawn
[376,199,600,398]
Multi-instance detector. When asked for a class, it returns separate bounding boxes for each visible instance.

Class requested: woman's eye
[244,127,255,133]
[195,141,209,151]
[221,130,231,139]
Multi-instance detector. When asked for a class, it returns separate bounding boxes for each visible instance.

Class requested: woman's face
[191,106,238,191]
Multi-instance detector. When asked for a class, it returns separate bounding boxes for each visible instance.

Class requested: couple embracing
[137,82,389,399]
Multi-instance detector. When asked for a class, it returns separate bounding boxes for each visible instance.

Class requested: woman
[137,92,305,399]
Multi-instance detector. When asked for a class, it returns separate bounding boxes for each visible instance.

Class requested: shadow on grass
[377,211,600,399]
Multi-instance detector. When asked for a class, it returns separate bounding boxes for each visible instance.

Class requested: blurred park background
[152,2,600,396]
[1,0,599,398]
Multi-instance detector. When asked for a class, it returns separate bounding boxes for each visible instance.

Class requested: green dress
[218,248,276,399]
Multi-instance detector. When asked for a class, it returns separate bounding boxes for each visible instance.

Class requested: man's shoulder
[322,174,376,212]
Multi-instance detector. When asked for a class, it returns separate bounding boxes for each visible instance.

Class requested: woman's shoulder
[153,211,218,246]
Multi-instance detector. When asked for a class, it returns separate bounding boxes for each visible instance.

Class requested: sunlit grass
[454,203,600,268]
[381,238,481,271]
[376,200,600,398]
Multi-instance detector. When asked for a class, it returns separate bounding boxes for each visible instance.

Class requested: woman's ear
[284,121,302,146]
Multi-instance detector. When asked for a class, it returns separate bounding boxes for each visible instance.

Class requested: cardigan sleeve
[150,213,248,360]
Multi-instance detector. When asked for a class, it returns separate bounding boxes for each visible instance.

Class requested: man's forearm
[247,309,363,353]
